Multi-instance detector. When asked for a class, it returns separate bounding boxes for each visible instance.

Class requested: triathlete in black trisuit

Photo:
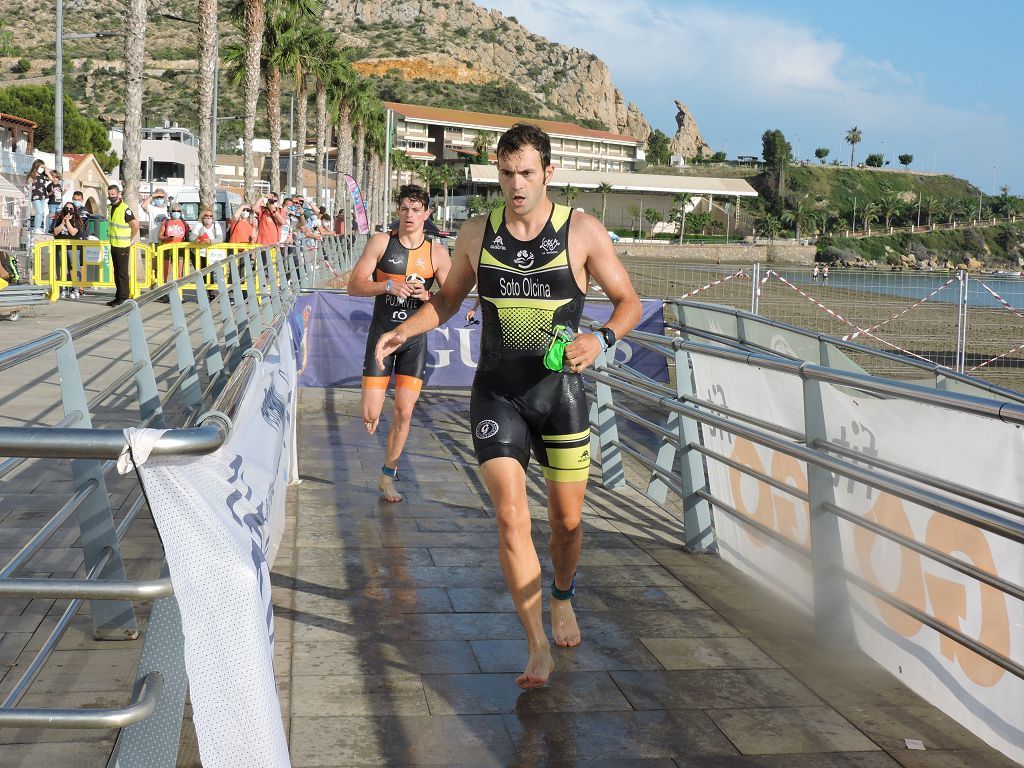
[471,202,591,482]
[348,185,452,502]
[374,125,641,688]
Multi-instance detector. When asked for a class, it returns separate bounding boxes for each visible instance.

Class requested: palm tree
[328,65,357,183]
[672,192,692,243]
[308,28,343,205]
[845,126,863,167]
[861,201,880,232]
[627,203,641,239]
[122,0,146,209]
[880,191,903,229]
[472,131,493,164]
[596,182,612,225]
[563,185,580,208]
[435,164,462,230]
[922,196,937,226]
[242,0,266,197]
[196,0,218,211]
[781,198,816,241]
[756,213,781,242]
[350,78,379,196]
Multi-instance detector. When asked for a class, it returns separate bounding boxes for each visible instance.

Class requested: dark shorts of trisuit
[361,322,427,392]
[470,367,591,482]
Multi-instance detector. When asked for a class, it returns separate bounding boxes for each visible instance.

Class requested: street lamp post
[288,93,295,195]
[56,23,115,176]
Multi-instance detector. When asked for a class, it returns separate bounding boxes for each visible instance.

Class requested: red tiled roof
[66,152,89,172]
[0,112,37,128]
[383,102,641,144]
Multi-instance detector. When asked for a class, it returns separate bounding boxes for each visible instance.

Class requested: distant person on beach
[812,263,820,283]
[822,264,830,283]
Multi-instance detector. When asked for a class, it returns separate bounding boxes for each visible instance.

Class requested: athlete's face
[396,199,430,235]
[497,148,554,216]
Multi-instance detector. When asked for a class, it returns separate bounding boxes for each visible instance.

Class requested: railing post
[108,565,188,768]
[590,349,624,488]
[243,254,265,336]
[125,303,165,428]
[669,346,715,551]
[193,270,225,389]
[803,375,855,647]
[54,331,139,640]
[167,288,204,415]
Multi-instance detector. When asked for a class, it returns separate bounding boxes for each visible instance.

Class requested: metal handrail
[0,672,163,729]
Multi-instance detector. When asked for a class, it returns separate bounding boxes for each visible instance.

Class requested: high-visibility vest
[109,201,132,247]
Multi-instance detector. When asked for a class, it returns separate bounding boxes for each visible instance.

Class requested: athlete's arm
[346,233,413,300]
[374,218,483,368]
[564,213,642,372]
[430,240,453,289]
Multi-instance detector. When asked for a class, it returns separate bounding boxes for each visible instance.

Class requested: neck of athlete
[505,195,553,241]
[397,228,424,249]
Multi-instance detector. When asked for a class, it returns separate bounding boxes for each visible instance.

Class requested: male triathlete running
[376,124,641,688]
[349,185,452,502]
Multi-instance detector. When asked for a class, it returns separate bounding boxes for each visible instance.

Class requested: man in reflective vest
[106,184,139,307]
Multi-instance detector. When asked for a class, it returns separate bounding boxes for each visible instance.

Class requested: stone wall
[615,242,815,266]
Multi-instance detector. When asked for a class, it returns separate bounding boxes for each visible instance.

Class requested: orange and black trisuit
[470,203,591,482]
[361,232,437,391]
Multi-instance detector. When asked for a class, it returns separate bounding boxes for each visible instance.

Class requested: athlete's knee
[495,502,532,542]
[393,398,416,424]
[549,515,582,543]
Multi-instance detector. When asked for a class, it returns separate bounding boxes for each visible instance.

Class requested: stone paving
[0,294,1018,766]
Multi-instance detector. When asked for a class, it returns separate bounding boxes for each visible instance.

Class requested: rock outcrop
[328,0,652,139]
[669,100,712,160]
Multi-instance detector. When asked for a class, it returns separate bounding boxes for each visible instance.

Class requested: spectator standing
[141,189,169,244]
[157,202,190,292]
[190,208,224,244]
[25,160,48,232]
[46,171,61,232]
[105,184,139,307]
[256,194,285,245]
[227,203,258,244]
[53,202,85,299]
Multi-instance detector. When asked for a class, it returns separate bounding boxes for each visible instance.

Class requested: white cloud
[485,0,1021,190]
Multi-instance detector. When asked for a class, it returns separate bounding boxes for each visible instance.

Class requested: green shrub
[12,59,30,73]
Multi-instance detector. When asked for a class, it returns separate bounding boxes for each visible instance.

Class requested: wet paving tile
[706,706,880,755]
[578,610,742,639]
[292,638,480,676]
[590,584,708,611]
[674,754,902,768]
[291,672,429,716]
[471,636,665,674]
[610,668,822,710]
[423,671,632,715]
[640,637,780,670]
[447,587,609,613]
[293,585,454,615]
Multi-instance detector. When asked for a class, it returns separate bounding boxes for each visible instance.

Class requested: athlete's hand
[564,333,602,373]
[390,281,420,300]
[375,330,406,369]
[465,309,476,322]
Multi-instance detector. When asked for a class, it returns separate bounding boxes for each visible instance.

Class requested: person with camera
[255,194,285,246]
[53,201,85,299]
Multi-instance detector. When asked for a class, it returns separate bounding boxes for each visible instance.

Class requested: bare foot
[551,598,581,647]
[516,643,554,689]
[378,474,402,503]
[364,417,379,434]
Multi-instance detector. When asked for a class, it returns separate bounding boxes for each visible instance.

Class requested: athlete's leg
[378,376,423,503]
[481,457,553,689]
[361,377,388,434]
[546,478,587,647]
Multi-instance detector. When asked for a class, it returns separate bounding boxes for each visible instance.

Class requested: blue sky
[485,0,1023,195]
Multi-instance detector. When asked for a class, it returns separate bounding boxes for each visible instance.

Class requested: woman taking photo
[52,202,85,299]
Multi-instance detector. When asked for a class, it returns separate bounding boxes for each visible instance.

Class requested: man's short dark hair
[396,184,430,209]
[107,184,120,192]
[72,191,84,199]
[496,123,551,169]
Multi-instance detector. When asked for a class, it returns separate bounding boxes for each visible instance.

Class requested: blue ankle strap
[551,573,576,601]
[381,465,398,479]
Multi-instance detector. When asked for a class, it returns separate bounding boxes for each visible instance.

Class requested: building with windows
[385,102,646,173]
[108,123,200,188]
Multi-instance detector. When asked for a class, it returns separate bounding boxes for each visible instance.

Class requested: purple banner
[290,293,667,388]
[344,174,370,235]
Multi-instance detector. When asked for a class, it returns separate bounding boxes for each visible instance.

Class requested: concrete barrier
[615,241,815,265]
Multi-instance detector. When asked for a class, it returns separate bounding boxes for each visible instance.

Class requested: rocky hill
[2,0,659,145]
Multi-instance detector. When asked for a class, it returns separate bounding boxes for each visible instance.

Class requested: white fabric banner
[123,324,297,768]
[689,353,1024,764]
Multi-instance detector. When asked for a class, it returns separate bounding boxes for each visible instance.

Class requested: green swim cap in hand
[543,325,575,372]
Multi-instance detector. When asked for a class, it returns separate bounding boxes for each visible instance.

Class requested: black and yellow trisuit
[471,202,591,482]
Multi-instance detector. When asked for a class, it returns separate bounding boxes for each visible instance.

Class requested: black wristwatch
[597,326,616,348]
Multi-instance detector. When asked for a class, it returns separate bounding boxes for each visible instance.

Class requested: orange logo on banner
[852,492,1010,687]
[727,437,809,549]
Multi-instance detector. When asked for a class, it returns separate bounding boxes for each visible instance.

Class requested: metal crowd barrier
[0,240,326,766]
[582,318,1024,683]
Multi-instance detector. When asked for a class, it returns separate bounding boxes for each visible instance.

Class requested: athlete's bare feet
[378,473,402,503]
[364,417,379,434]
[551,598,581,647]
[516,642,554,689]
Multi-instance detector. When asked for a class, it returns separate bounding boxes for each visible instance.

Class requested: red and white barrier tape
[678,269,749,300]
[975,280,1024,320]
[765,271,935,363]
[841,276,957,341]
[970,340,1024,371]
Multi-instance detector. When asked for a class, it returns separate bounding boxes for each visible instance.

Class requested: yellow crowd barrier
[32,239,268,301]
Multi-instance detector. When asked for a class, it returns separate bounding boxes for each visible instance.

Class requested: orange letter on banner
[769,451,809,548]
[853,493,926,637]
[729,438,772,548]
[924,515,1008,687]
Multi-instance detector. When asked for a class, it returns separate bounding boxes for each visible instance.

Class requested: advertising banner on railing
[289,293,667,388]
[344,174,370,235]
[689,353,1024,764]
[123,325,297,768]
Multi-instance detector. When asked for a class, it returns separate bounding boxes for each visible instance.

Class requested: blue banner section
[290,293,667,388]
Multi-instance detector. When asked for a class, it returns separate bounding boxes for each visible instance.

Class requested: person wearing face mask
[227,203,258,244]
[190,208,224,245]
[105,184,139,307]
[54,202,85,299]
[141,189,169,244]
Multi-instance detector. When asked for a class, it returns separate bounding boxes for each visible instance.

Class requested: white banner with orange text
[123,324,297,768]
[689,353,1024,764]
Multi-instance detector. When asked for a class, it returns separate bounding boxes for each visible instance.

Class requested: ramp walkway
[267,386,1013,767]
